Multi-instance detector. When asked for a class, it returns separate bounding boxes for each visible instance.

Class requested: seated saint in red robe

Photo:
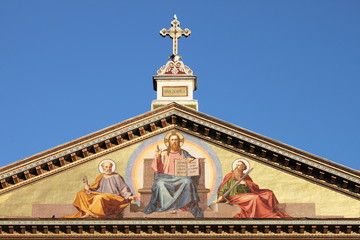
[217,159,290,218]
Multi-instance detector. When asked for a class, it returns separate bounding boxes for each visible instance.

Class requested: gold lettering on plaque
[162,86,188,97]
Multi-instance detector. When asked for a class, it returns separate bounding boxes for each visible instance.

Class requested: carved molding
[0,219,359,238]
[157,60,193,75]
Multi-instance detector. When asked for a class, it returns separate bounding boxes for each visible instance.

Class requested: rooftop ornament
[160,14,191,62]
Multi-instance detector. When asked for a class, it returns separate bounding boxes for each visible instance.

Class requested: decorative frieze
[0,180,8,188]
[319,171,325,180]
[181,119,187,128]
[261,149,267,158]
[150,123,157,132]
[139,127,146,136]
[70,153,78,162]
[331,176,337,184]
[105,140,112,149]
[284,158,290,167]
[93,144,101,153]
[35,166,42,175]
[127,131,134,140]
[115,136,124,144]
[160,119,167,128]
[58,157,65,167]
[204,128,210,136]
[249,145,256,153]
[24,170,30,180]
[192,123,198,132]
[11,175,19,184]
[82,149,89,157]
[215,132,221,140]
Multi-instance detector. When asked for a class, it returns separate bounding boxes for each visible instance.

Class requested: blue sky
[0,0,359,170]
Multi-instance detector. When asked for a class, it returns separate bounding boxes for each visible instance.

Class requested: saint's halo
[98,159,116,173]
[232,158,250,173]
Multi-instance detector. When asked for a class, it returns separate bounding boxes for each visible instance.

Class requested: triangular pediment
[0,102,359,239]
[0,103,358,200]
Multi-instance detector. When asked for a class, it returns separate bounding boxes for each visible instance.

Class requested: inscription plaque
[162,86,188,97]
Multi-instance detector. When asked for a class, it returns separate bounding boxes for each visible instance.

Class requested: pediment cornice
[0,218,359,238]
[0,103,359,199]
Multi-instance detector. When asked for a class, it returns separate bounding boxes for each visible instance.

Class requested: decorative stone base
[151,100,198,110]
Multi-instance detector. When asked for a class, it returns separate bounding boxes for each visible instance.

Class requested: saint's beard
[232,167,244,181]
[103,170,112,175]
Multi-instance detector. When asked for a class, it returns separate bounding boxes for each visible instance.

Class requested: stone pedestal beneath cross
[151,15,198,111]
[152,72,198,110]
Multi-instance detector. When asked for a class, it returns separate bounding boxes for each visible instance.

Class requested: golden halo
[232,158,250,173]
[164,131,185,147]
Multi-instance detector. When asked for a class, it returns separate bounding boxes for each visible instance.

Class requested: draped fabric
[143,173,203,218]
[63,173,131,218]
[144,150,203,218]
[218,172,291,218]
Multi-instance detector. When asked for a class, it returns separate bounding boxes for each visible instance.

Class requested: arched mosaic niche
[125,131,223,206]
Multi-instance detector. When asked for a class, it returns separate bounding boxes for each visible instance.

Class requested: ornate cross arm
[160,15,191,61]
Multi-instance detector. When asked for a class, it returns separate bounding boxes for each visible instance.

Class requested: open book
[174,158,199,177]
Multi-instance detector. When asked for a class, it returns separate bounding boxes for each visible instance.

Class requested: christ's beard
[170,143,180,152]
[232,168,244,181]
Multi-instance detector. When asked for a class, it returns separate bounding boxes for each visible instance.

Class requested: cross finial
[160,15,191,62]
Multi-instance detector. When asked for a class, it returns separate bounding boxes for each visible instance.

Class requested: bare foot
[170,210,177,214]
[80,213,90,218]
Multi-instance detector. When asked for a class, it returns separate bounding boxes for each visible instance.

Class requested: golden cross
[160,15,191,61]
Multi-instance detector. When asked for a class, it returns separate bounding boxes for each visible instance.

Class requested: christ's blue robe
[143,150,203,218]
